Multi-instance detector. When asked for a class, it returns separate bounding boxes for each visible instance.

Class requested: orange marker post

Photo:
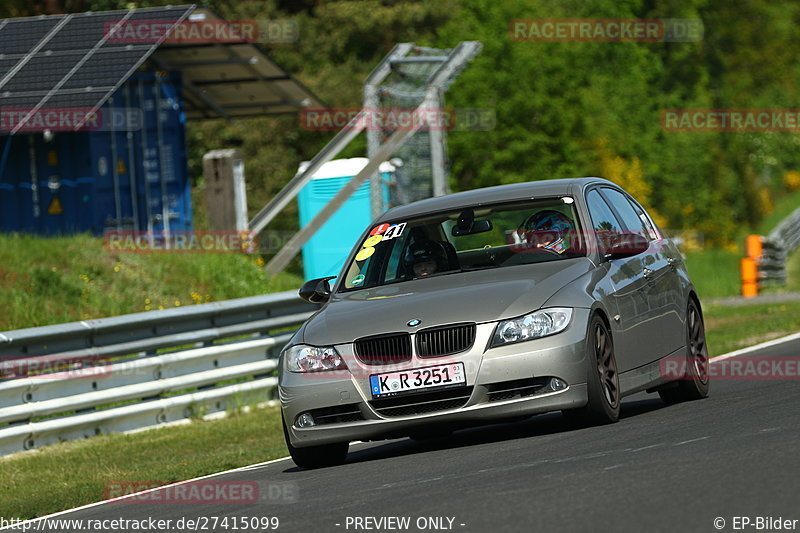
[740,257,758,298]
[745,234,762,259]
[741,234,764,297]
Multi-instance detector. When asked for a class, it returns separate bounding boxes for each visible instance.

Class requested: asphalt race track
[18,339,800,533]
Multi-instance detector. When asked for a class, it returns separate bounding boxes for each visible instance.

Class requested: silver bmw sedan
[279,177,710,468]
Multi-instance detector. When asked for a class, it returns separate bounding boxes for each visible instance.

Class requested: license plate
[369,362,466,398]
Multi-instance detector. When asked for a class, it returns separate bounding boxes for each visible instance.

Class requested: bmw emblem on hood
[407,319,421,327]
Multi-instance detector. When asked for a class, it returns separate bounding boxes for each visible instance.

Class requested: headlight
[491,308,573,347]
[285,344,347,373]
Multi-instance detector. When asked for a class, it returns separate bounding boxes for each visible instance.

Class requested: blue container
[28,132,77,234]
[16,182,38,232]
[0,70,192,236]
[38,178,78,235]
[0,183,16,231]
[0,135,39,232]
[86,71,191,234]
[123,71,192,233]
[76,177,95,229]
[298,158,394,281]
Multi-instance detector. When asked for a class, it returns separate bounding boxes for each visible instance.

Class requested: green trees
[438,0,800,244]
[3,0,799,246]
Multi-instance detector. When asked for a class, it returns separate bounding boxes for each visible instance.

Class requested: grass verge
[2,405,288,520]
[0,234,303,331]
[683,249,742,299]
[703,299,800,356]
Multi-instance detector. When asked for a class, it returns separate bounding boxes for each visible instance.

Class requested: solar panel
[0,17,61,56]
[150,7,323,120]
[0,5,195,134]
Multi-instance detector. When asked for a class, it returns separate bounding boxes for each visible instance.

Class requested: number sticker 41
[355,222,407,262]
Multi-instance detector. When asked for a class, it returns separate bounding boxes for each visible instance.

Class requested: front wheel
[659,299,710,404]
[562,315,620,424]
[282,419,348,469]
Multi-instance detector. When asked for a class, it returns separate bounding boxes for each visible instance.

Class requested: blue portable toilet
[297,158,394,281]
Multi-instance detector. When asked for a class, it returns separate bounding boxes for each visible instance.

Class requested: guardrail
[746,207,800,292]
[0,291,317,456]
[763,206,800,281]
[758,239,788,285]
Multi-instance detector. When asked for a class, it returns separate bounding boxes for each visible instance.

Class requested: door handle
[643,267,653,279]
[667,257,676,268]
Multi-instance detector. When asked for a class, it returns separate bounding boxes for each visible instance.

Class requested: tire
[659,299,710,404]
[282,418,348,469]
[562,315,620,425]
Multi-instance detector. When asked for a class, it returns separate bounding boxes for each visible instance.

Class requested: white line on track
[673,436,709,446]
[710,332,800,362]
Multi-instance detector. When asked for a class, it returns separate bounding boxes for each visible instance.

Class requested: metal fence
[759,207,800,285]
[0,291,317,456]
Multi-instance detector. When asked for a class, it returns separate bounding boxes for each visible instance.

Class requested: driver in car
[406,240,446,277]
[515,210,574,254]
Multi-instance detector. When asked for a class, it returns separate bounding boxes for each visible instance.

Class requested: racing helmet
[404,239,448,273]
[518,210,574,254]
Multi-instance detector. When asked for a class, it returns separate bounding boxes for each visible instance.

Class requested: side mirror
[299,276,336,303]
[604,233,649,260]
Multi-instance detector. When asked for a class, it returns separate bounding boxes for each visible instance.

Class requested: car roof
[375,177,618,222]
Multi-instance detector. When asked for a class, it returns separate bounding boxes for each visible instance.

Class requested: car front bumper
[279,308,592,448]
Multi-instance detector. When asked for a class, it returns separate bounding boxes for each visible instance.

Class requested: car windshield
[339,197,584,291]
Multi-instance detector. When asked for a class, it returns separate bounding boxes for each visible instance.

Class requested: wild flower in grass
[174,300,181,307]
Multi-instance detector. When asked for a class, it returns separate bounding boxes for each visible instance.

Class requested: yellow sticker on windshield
[363,235,383,247]
[355,222,407,263]
[355,246,376,262]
